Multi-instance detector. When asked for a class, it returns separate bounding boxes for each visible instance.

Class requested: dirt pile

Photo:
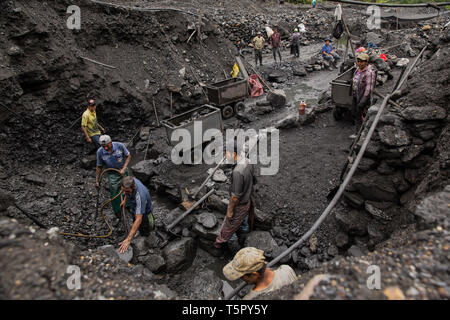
[0,217,176,299]
[258,186,450,300]
[336,26,449,252]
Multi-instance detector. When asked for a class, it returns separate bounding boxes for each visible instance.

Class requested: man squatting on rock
[118,176,154,253]
[214,140,256,251]
[223,247,297,300]
[81,99,105,150]
[95,135,131,215]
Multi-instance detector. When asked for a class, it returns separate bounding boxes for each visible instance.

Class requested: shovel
[180,156,226,211]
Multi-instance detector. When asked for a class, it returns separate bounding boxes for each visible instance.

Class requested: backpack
[332,21,344,39]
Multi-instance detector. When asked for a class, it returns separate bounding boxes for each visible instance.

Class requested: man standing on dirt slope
[252,32,265,66]
[291,28,301,58]
[81,99,105,151]
[214,141,256,254]
[269,26,282,65]
[96,135,131,216]
[118,176,154,254]
[223,247,297,300]
[350,53,375,139]
[321,38,340,69]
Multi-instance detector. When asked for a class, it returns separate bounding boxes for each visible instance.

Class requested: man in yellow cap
[223,247,297,300]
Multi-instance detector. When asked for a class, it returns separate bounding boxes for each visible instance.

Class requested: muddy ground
[0,0,449,300]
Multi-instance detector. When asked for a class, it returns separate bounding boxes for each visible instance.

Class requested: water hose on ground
[60,168,123,238]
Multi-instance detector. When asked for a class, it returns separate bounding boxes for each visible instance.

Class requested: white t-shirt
[243,265,297,300]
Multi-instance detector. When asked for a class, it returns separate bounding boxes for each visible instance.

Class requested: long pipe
[394,45,428,93]
[166,188,215,231]
[193,157,226,199]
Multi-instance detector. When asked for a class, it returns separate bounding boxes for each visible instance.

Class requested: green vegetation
[285,0,449,4]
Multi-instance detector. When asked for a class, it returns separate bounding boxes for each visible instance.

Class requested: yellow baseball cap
[223,247,266,281]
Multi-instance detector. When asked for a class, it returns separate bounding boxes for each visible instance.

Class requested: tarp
[249,74,263,97]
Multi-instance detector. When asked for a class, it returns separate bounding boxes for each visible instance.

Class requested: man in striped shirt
[118,176,154,253]
[350,53,376,139]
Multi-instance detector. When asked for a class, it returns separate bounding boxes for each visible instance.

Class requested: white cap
[99,135,112,145]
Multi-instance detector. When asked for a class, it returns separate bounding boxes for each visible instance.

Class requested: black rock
[162,237,197,273]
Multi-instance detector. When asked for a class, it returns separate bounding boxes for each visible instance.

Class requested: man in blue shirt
[96,135,131,215]
[118,176,154,253]
[321,38,340,68]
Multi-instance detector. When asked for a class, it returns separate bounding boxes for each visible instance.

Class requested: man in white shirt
[223,247,297,300]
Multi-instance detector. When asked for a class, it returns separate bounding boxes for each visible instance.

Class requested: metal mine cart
[161,104,223,151]
[204,77,249,119]
[330,66,356,121]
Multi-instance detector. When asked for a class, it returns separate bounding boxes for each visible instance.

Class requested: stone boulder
[318,91,331,104]
[335,210,369,236]
[268,70,287,83]
[131,160,157,183]
[207,168,227,182]
[0,189,15,212]
[163,237,197,273]
[24,174,46,186]
[207,194,228,214]
[141,254,166,273]
[351,172,398,202]
[192,221,221,241]
[245,231,280,258]
[293,66,307,77]
[378,125,411,147]
[254,208,274,230]
[414,185,450,230]
[253,105,273,115]
[267,89,287,108]
[196,211,218,229]
[275,114,298,129]
[401,106,446,121]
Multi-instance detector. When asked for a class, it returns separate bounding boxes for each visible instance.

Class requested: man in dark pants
[252,32,265,66]
[350,53,376,139]
[118,176,154,253]
[291,28,300,58]
[269,27,282,64]
[214,140,256,254]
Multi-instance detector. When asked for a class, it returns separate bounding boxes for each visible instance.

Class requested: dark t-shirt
[230,158,255,204]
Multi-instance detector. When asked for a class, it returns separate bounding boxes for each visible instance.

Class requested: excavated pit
[1,0,449,300]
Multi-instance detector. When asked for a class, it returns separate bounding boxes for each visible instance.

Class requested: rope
[60,168,123,238]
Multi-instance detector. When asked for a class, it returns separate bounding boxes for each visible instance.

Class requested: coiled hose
[60,168,123,238]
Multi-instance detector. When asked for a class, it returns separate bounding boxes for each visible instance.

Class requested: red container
[299,101,306,115]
